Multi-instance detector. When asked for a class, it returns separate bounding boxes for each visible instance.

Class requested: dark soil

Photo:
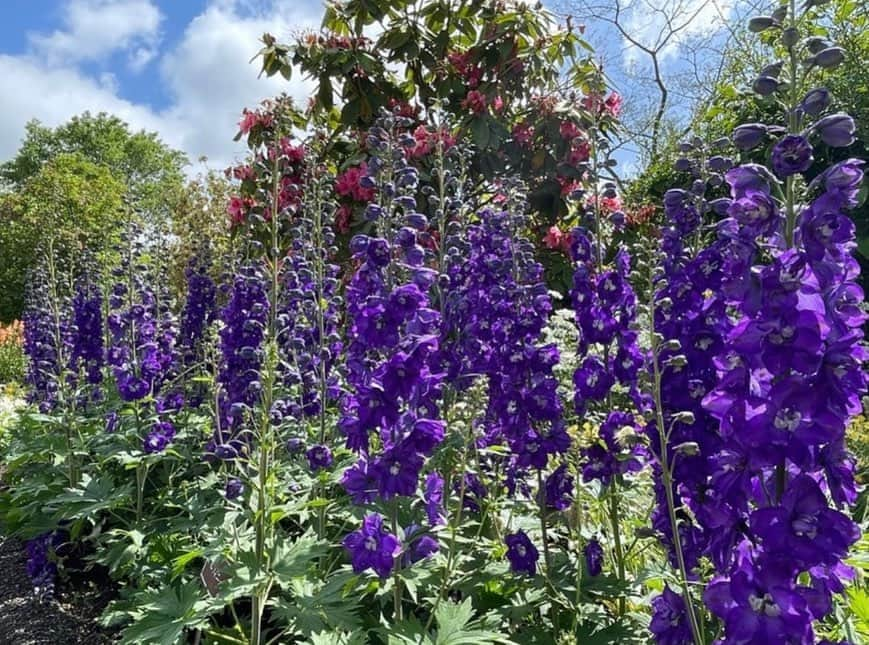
[0,536,116,645]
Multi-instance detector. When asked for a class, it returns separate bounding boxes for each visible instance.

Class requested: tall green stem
[650,287,704,645]
[391,501,403,621]
[608,491,626,617]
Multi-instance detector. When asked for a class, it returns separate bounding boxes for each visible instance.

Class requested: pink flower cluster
[581,92,623,118]
[543,225,572,254]
[461,91,503,115]
[512,121,534,148]
[409,125,457,159]
[238,108,274,135]
[227,195,255,225]
[448,51,483,87]
[335,163,376,202]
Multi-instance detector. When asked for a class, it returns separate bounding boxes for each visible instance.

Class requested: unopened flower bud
[674,441,701,456]
[814,113,856,147]
[805,37,830,55]
[814,47,845,69]
[801,88,830,115]
[760,61,784,78]
[781,27,799,48]
[732,123,767,150]
[673,411,696,425]
[753,76,779,96]
[748,16,776,32]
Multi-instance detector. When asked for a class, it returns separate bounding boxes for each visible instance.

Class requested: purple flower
[801,88,830,116]
[342,514,401,578]
[25,531,64,599]
[402,525,439,565]
[584,538,603,576]
[373,445,424,499]
[650,586,692,645]
[144,420,175,454]
[574,356,614,402]
[544,464,574,511]
[306,444,333,471]
[704,556,820,644]
[771,135,813,177]
[749,475,859,569]
[225,478,244,500]
[424,472,446,526]
[505,530,539,576]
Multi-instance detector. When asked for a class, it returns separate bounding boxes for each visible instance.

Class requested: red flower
[462,90,487,114]
[512,121,534,147]
[605,92,623,118]
[560,120,582,141]
[544,225,565,249]
[335,204,352,234]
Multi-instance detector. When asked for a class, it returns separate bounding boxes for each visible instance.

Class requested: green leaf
[471,117,491,149]
[271,531,330,583]
[435,599,474,638]
[119,581,213,645]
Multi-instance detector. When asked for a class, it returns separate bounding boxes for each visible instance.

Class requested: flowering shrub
[0,2,865,645]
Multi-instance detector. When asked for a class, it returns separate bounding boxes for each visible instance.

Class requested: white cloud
[0,54,170,162]
[158,0,320,168]
[0,0,322,175]
[29,0,163,68]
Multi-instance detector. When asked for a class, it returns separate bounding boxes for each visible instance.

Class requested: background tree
[0,113,189,321]
[0,112,187,223]
[0,153,126,321]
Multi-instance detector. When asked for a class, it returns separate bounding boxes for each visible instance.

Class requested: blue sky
[0,0,737,174]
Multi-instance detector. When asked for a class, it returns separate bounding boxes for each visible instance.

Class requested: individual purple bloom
[704,557,820,644]
[544,463,574,511]
[374,446,424,499]
[342,513,401,578]
[401,524,439,566]
[424,472,446,526]
[574,356,614,402]
[749,475,859,569]
[25,531,64,599]
[771,135,814,177]
[584,538,603,576]
[144,420,175,454]
[341,459,378,505]
[225,478,244,500]
[105,411,119,434]
[649,586,692,645]
[726,188,780,237]
[505,530,539,576]
[286,437,304,454]
[811,159,864,208]
[306,444,333,471]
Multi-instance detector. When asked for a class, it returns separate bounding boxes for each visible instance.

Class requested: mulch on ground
[0,536,115,645]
